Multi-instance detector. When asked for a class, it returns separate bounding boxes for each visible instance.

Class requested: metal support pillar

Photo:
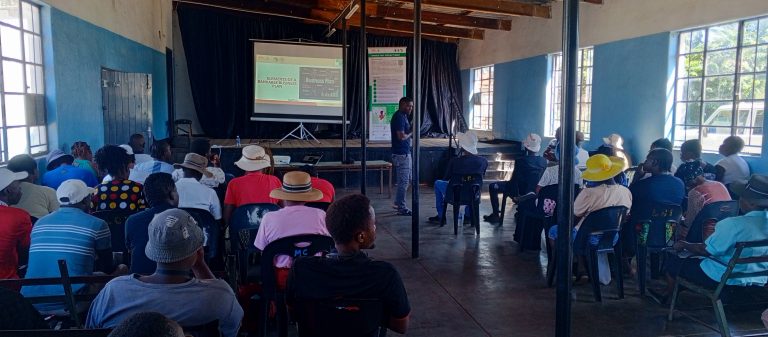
[342,18,349,187]
[359,0,367,195]
[411,0,422,259]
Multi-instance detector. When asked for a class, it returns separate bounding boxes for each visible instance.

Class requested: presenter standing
[391,97,414,216]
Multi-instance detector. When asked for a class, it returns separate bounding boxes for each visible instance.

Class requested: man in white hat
[484,133,547,224]
[222,145,281,225]
[174,153,221,221]
[22,179,124,314]
[0,167,32,280]
[427,131,488,223]
[7,154,59,219]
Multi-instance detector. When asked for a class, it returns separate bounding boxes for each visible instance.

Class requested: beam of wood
[582,0,603,4]
[314,2,511,30]
[393,0,552,18]
[331,14,484,40]
[173,0,327,24]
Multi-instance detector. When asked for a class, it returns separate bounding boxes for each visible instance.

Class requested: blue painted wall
[42,7,168,152]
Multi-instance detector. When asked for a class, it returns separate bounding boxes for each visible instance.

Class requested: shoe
[517,192,537,203]
[427,215,441,223]
[484,213,501,223]
[396,208,413,216]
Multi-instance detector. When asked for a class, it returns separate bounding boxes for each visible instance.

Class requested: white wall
[460,0,768,69]
[42,0,172,52]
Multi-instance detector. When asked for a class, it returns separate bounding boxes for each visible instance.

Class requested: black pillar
[411,0,421,259]
[342,18,348,186]
[359,0,367,195]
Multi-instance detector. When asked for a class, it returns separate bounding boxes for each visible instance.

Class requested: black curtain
[178,5,464,139]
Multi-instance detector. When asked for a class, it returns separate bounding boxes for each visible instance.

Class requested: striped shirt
[22,207,111,312]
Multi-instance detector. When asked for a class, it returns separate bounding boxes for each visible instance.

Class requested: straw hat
[602,133,625,150]
[174,153,213,178]
[234,145,271,172]
[581,154,625,182]
[523,133,542,152]
[269,171,323,202]
[456,131,479,155]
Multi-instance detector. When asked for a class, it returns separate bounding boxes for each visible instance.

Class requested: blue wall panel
[492,55,549,140]
[43,8,168,152]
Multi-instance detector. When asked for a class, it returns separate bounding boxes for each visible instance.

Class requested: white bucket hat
[234,145,272,172]
[456,131,479,155]
[0,167,27,191]
[523,133,542,152]
[603,133,625,150]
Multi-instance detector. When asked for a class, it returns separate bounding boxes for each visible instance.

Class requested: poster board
[367,47,407,142]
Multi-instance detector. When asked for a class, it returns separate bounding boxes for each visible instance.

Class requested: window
[673,17,766,155]
[470,65,493,131]
[547,47,593,138]
[0,0,46,163]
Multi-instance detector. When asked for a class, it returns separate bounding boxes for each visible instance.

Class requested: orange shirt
[311,177,335,203]
[0,206,32,279]
[224,172,282,206]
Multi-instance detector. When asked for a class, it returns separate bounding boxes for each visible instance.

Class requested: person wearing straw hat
[222,145,281,225]
[0,167,32,280]
[174,153,221,221]
[427,131,488,224]
[601,133,632,169]
[484,133,547,224]
[546,154,632,283]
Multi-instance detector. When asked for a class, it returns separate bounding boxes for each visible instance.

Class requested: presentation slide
[253,41,344,123]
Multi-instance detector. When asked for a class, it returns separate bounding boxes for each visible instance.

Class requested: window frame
[547,47,594,139]
[469,65,494,131]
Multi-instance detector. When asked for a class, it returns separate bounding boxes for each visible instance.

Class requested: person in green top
[71,141,98,178]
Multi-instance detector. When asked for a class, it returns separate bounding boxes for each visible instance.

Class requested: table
[274,160,393,198]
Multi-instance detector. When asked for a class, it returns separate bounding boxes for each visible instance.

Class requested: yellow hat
[581,154,625,182]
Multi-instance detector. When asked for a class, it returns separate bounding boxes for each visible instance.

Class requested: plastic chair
[514,184,560,252]
[229,203,281,284]
[293,299,387,337]
[180,208,221,261]
[305,202,331,212]
[260,234,335,337]
[498,162,546,227]
[92,210,134,255]
[684,200,738,243]
[439,174,482,236]
[633,202,682,295]
[574,206,628,302]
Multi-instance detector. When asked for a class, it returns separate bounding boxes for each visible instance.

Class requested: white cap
[0,168,27,191]
[119,144,134,155]
[523,133,542,152]
[56,179,95,206]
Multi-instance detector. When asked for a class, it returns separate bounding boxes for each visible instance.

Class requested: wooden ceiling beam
[393,0,552,18]
[173,0,327,23]
[330,14,484,40]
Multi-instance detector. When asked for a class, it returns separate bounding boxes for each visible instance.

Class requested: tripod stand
[276,122,321,144]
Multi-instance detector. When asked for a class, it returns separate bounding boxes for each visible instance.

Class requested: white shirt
[576,148,589,170]
[538,164,583,187]
[172,168,226,188]
[175,177,222,220]
[716,154,750,185]
[128,160,175,184]
[134,153,153,164]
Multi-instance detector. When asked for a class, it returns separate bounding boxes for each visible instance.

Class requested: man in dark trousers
[390,97,414,216]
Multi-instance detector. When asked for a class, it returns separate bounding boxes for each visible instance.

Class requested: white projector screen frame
[251,40,344,123]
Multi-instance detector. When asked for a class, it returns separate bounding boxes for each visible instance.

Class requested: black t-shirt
[286,252,411,319]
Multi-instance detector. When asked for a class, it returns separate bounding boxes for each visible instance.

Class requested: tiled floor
[336,186,768,337]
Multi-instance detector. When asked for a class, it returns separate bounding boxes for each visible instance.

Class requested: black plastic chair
[294,299,387,337]
[684,200,738,243]
[260,234,335,337]
[498,161,546,227]
[633,202,682,295]
[574,206,628,302]
[514,184,561,252]
[181,208,221,261]
[439,174,482,236]
[229,203,281,284]
[92,210,134,256]
[305,202,331,212]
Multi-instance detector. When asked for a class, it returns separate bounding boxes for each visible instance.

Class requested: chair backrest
[92,210,135,253]
[294,299,386,337]
[229,203,280,283]
[182,320,221,337]
[715,240,768,293]
[0,329,112,337]
[534,184,582,218]
[686,200,739,243]
[305,202,331,212]
[260,234,335,296]
[514,160,547,195]
[447,174,483,205]
[180,207,220,259]
[576,206,628,251]
[624,166,638,184]
[634,202,682,248]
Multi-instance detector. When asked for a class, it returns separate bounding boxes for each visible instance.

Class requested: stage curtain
[177,5,465,139]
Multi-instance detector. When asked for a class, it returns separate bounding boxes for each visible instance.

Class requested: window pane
[679,53,704,78]
[704,75,735,100]
[24,32,42,64]
[686,102,702,125]
[679,32,691,54]
[702,127,732,152]
[760,18,768,44]
[740,74,755,100]
[0,0,20,27]
[707,23,739,50]
[741,46,757,73]
[691,30,706,52]
[20,1,38,32]
[7,127,27,158]
[736,101,754,128]
[5,94,25,126]
[705,49,736,75]
[25,64,42,93]
[2,60,24,93]
[754,73,766,100]
[757,45,768,72]
[1,26,22,60]
[743,20,759,46]
[703,102,732,127]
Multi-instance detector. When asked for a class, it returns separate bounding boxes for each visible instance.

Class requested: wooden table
[274,160,393,198]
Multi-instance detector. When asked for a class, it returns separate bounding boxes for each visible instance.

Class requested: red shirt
[224,172,282,206]
[311,177,335,203]
[0,206,32,279]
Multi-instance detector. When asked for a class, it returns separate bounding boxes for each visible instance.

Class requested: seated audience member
[130,140,175,184]
[651,174,768,304]
[107,312,185,337]
[174,153,221,221]
[86,209,244,337]
[715,135,750,186]
[286,194,411,335]
[543,127,561,162]
[93,145,146,212]
[7,154,59,219]
[299,165,335,203]
[651,138,673,152]
[0,287,47,330]
[254,171,329,276]
[538,144,583,191]
[602,133,632,169]
[427,132,488,223]
[484,133,546,223]
[71,141,99,177]
[588,144,629,187]
[129,133,153,164]
[576,131,589,170]
[223,145,281,224]
[126,173,179,275]
[42,149,98,189]
[22,179,123,313]
[630,138,678,183]
[0,168,32,279]
[102,144,137,183]
[678,175,731,240]
[548,155,632,280]
[675,139,716,190]
[172,138,225,188]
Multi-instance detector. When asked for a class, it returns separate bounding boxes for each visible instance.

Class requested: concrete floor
[336,186,768,337]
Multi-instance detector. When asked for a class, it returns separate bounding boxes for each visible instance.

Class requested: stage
[209,138,521,186]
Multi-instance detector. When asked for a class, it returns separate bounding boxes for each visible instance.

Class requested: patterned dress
[92,179,146,212]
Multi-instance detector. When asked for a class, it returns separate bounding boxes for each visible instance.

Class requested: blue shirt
[22,207,111,311]
[629,174,685,212]
[125,203,174,274]
[42,164,98,190]
[509,155,547,195]
[128,160,175,184]
[443,154,488,181]
[390,111,411,155]
[701,211,768,286]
